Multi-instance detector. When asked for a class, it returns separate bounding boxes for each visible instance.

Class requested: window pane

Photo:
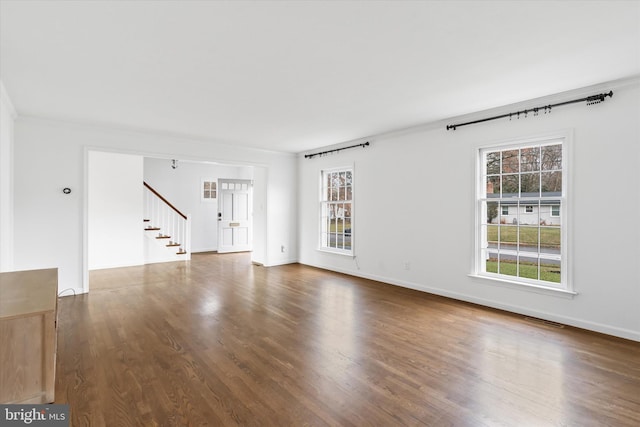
[540,257,561,283]
[499,225,517,246]
[520,172,540,195]
[501,204,509,216]
[518,257,539,280]
[498,258,518,277]
[521,201,539,225]
[541,171,562,195]
[346,171,353,185]
[344,234,352,250]
[204,182,210,190]
[542,144,562,170]
[204,190,210,198]
[342,172,348,185]
[485,252,498,273]
[331,172,339,188]
[519,226,539,247]
[486,176,500,198]
[346,185,353,200]
[540,226,561,251]
[344,202,352,219]
[329,187,338,201]
[485,248,498,273]
[502,150,519,173]
[486,151,500,174]
[486,201,499,224]
[502,175,519,196]
[520,147,540,172]
[486,224,497,245]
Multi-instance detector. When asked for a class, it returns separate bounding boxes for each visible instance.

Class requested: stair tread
[145,227,161,231]
[143,219,150,222]
[166,243,180,247]
[156,235,171,239]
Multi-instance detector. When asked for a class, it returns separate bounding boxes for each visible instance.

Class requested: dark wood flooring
[55,252,640,426]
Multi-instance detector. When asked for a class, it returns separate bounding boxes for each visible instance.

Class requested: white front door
[217,179,252,253]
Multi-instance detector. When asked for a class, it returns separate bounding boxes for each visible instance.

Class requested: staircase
[144,182,191,261]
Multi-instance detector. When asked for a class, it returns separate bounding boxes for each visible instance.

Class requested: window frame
[473,133,572,293]
[319,166,354,256]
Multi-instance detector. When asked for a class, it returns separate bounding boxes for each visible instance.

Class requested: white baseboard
[263,258,298,267]
[300,261,640,342]
[191,247,218,253]
[57,287,87,297]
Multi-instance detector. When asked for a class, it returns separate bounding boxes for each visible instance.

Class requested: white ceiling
[1,1,639,153]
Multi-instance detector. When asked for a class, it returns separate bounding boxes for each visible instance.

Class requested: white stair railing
[143,182,191,260]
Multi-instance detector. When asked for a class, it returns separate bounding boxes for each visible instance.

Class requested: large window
[477,137,568,289]
[320,168,353,255]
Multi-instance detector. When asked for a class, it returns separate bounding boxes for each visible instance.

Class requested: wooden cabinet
[0,268,58,404]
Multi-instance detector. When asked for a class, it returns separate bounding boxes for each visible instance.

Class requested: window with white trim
[201,179,217,201]
[477,137,567,288]
[320,168,353,255]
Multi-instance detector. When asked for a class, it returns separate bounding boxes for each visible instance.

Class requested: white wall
[13,119,297,294]
[143,158,253,252]
[266,155,298,265]
[88,151,144,269]
[298,78,640,341]
[0,81,17,272]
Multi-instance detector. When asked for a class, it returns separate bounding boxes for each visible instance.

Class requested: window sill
[317,247,354,257]
[468,273,577,298]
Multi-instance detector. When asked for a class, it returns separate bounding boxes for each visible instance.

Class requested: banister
[143,181,188,220]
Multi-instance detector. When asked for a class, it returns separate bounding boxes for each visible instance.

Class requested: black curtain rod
[446,90,613,131]
[305,141,370,159]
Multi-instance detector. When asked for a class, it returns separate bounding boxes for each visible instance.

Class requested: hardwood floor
[56,253,640,426]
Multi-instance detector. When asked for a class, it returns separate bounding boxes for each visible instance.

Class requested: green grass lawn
[486,259,560,283]
[487,225,560,248]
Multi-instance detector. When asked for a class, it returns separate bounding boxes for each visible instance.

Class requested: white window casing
[473,133,572,294]
[319,166,354,256]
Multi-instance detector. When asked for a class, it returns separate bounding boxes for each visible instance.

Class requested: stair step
[166,243,180,247]
[145,227,161,231]
[176,250,187,255]
[156,235,171,239]
[143,219,150,222]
